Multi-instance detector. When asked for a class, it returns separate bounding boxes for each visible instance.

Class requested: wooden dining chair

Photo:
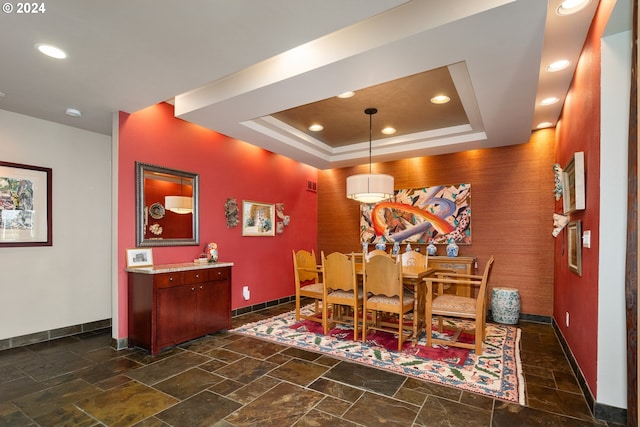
[362,254,414,351]
[322,251,362,337]
[400,249,429,340]
[366,249,389,259]
[401,250,428,267]
[292,249,327,330]
[423,255,495,355]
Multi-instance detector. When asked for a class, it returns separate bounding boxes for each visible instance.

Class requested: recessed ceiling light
[65,108,82,118]
[546,59,571,72]
[540,97,560,106]
[337,91,355,99]
[36,43,67,59]
[381,127,396,135]
[557,0,590,16]
[308,124,323,132]
[536,121,554,129]
[430,95,451,104]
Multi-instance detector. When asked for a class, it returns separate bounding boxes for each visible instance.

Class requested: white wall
[0,109,112,340]
[598,28,631,408]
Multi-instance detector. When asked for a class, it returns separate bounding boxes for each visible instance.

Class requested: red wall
[116,103,318,338]
[553,0,614,398]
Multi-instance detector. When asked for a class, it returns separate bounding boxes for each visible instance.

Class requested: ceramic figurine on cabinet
[206,242,218,262]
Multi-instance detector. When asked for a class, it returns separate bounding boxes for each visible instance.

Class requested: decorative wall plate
[149,202,165,219]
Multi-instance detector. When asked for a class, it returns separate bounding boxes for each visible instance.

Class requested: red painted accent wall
[116,102,318,338]
[553,0,614,398]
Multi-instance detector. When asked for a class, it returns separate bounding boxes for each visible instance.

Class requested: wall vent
[306,180,317,192]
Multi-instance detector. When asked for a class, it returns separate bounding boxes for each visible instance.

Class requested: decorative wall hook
[552,213,569,237]
[275,202,289,233]
[552,163,563,201]
[225,198,239,228]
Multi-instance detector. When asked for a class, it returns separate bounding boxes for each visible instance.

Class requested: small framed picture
[242,200,275,236]
[567,220,582,276]
[562,152,585,214]
[126,248,154,268]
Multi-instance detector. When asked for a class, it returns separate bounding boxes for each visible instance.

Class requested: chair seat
[432,294,475,316]
[367,294,414,306]
[328,288,363,300]
[300,282,324,295]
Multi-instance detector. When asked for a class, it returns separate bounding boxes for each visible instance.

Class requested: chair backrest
[401,250,428,267]
[476,255,495,302]
[292,249,319,283]
[364,253,403,297]
[366,249,389,260]
[322,251,356,292]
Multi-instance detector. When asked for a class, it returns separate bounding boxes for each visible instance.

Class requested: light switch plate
[582,230,591,248]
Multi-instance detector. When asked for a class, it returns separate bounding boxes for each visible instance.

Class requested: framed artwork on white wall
[0,161,52,247]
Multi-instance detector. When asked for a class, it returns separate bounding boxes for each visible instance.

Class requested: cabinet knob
[217,271,222,276]
[191,287,195,291]
[199,285,204,290]
[169,277,174,282]
[195,274,200,278]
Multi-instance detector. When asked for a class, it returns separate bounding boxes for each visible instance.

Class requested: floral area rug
[232,305,525,404]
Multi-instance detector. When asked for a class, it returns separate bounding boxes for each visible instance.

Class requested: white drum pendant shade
[346,108,394,204]
[165,196,192,214]
[346,173,394,204]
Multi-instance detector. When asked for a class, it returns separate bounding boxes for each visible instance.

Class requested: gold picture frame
[567,220,582,276]
[242,200,275,236]
[562,152,585,214]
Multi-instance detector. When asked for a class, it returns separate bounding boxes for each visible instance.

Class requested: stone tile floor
[0,302,624,426]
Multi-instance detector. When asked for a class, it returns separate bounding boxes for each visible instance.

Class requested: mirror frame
[135,162,200,247]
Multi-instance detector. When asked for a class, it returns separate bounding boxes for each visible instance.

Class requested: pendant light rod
[365,107,377,174]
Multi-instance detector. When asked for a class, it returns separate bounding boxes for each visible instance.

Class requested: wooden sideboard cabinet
[428,256,476,297]
[428,256,476,275]
[127,262,233,355]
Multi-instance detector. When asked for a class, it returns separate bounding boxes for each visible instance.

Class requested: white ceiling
[0,0,598,169]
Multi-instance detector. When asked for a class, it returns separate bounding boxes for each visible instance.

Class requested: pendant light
[165,196,192,214]
[165,177,192,214]
[346,108,394,203]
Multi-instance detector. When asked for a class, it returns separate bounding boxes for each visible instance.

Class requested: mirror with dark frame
[135,162,199,247]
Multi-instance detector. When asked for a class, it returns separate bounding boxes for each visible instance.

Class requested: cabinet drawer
[209,267,229,282]
[184,270,208,284]
[155,272,184,288]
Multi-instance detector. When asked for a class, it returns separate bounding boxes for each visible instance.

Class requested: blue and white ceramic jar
[392,241,400,255]
[426,241,437,256]
[375,241,386,251]
[446,240,459,257]
[491,288,521,324]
